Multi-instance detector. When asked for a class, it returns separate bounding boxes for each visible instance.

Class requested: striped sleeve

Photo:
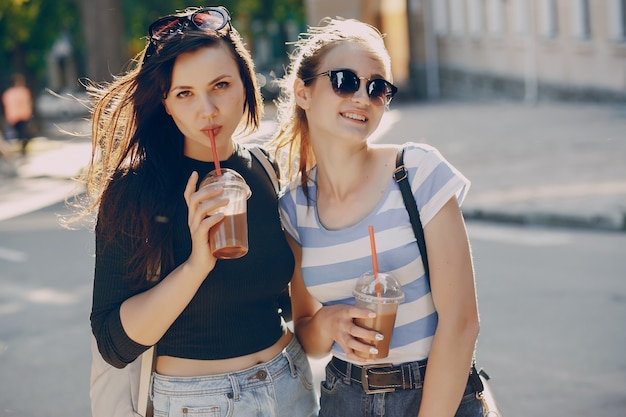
[403,143,470,226]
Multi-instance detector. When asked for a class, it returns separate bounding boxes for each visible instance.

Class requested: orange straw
[209,130,222,176]
[368,225,382,297]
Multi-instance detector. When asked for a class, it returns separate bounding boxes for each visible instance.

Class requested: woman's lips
[202,126,221,138]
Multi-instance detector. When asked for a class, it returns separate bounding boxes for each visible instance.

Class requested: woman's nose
[351,79,370,104]
[200,94,218,118]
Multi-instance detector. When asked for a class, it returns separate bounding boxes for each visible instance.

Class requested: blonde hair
[270,17,392,197]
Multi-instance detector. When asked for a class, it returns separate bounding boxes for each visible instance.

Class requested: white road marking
[0,246,27,262]
[467,223,573,246]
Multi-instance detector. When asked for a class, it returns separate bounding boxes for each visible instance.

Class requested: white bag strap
[137,346,154,416]
[138,256,160,416]
[249,146,279,194]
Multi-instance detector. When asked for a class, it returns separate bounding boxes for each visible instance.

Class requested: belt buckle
[360,363,395,394]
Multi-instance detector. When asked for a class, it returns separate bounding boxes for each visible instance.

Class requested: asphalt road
[1,202,625,416]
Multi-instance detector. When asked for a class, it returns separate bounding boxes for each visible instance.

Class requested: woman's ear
[162,100,171,115]
[293,78,310,110]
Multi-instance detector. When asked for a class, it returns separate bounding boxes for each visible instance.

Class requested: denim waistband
[152,335,303,397]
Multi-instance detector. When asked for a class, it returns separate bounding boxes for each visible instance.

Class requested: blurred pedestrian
[79,5,317,417]
[1,73,34,156]
[271,18,483,417]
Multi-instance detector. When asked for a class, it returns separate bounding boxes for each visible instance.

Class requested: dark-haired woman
[82,6,317,416]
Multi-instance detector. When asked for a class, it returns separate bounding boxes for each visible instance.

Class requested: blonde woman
[272,18,483,417]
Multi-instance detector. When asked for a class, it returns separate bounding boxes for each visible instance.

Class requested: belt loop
[403,363,413,390]
[413,360,425,386]
[281,348,297,378]
[344,362,353,385]
[228,374,240,401]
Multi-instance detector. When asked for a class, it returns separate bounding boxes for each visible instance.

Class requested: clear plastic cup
[199,168,252,259]
[353,272,405,359]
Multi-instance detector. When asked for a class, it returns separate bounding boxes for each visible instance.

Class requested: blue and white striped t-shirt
[278,143,470,365]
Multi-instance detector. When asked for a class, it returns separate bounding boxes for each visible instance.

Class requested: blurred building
[305,0,626,102]
[304,0,412,93]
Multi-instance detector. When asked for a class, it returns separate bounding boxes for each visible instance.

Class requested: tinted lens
[191,9,227,30]
[150,17,183,40]
[330,70,360,95]
[367,79,395,104]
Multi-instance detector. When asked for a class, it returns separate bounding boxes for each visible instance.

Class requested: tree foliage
[0,0,82,88]
[0,0,305,90]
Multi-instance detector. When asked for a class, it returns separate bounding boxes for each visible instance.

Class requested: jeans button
[256,369,268,380]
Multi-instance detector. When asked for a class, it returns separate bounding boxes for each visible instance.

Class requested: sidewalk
[0,100,625,231]
[372,100,626,231]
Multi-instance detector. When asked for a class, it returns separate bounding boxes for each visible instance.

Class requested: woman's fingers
[325,305,383,361]
[183,171,199,207]
[186,177,228,231]
[183,172,229,273]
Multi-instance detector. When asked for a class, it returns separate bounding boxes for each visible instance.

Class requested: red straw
[368,226,382,297]
[209,130,221,176]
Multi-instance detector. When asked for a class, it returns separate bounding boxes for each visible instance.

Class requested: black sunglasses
[303,69,398,106]
[148,6,231,43]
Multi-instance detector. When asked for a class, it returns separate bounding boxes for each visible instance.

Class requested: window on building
[450,0,466,36]
[540,0,559,38]
[572,0,591,39]
[468,0,484,38]
[620,0,626,39]
[486,0,504,37]
[513,0,531,36]
[433,0,449,36]
[610,0,626,40]
[623,0,626,38]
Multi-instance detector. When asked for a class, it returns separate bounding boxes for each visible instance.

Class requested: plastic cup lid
[353,272,405,303]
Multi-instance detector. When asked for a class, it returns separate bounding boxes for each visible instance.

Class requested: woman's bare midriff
[155,331,293,376]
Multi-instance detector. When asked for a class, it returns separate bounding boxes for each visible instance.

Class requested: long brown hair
[73,14,262,283]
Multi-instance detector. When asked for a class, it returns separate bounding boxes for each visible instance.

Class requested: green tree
[0,0,81,90]
[0,0,305,91]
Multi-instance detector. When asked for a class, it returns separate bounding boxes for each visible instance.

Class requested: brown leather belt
[330,357,428,394]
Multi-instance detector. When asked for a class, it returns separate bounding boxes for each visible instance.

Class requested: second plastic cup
[199,168,252,259]
[353,272,405,359]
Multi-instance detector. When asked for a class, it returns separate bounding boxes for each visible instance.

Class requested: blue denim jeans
[318,358,483,417]
[151,337,318,417]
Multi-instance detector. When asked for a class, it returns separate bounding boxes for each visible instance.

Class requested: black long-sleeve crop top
[90,145,295,368]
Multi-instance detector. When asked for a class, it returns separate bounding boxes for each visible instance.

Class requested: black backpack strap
[396,148,491,401]
[248,145,280,194]
[247,145,292,321]
[394,147,430,281]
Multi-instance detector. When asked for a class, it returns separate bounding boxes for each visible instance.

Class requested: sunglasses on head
[148,6,231,43]
[304,69,398,106]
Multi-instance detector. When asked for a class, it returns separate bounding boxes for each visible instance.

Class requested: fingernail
[369,347,378,355]
[368,312,376,318]
[375,333,384,341]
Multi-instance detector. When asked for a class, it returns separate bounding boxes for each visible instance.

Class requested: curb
[463,208,626,232]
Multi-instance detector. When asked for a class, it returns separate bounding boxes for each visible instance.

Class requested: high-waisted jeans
[151,336,318,417]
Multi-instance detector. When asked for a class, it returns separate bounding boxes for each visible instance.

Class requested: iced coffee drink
[199,168,251,259]
[353,272,404,359]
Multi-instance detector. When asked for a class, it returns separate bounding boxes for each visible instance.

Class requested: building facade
[305,0,626,102]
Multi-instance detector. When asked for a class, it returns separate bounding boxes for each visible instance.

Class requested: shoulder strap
[138,254,160,417]
[394,148,430,282]
[249,146,280,194]
[137,347,154,416]
[396,149,495,403]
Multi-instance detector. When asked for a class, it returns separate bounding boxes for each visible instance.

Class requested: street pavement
[1,98,625,230]
[0,97,624,415]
